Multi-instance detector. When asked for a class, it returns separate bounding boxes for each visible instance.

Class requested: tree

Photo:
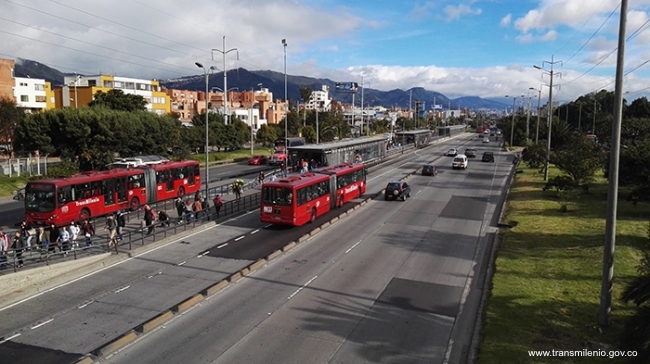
[256,124,278,146]
[550,135,605,187]
[88,89,147,112]
[299,85,312,126]
[0,97,24,151]
[302,125,316,143]
[627,97,650,119]
[521,142,547,170]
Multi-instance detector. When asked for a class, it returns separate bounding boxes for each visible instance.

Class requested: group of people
[175,193,219,224]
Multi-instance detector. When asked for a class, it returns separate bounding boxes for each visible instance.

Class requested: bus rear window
[262,187,293,206]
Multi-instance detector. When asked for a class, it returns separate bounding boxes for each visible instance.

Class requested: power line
[562,2,620,65]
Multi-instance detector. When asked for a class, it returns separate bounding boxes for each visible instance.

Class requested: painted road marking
[234,236,245,241]
[31,319,53,329]
[78,301,94,309]
[288,276,318,300]
[114,286,131,293]
[217,243,228,249]
[345,240,362,254]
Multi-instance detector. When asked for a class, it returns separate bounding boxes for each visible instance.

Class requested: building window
[50,96,55,103]
[125,82,135,90]
[88,80,97,86]
[104,80,114,88]
[114,81,122,88]
[20,95,29,102]
[35,96,46,102]
[19,82,27,87]
[35,84,45,91]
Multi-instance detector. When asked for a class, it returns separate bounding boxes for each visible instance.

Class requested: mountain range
[13,58,509,111]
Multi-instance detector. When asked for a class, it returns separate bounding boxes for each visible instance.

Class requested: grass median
[478,165,647,364]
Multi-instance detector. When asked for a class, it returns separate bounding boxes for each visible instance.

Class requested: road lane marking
[234,236,245,241]
[416,189,422,195]
[263,224,273,228]
[31,319,53,329]
[78,301,94,309]
[345,240,362,254]
[177,261,187,266]
[287,276,318,300]
[197,251,210,258]
[114,286,131,293]
[0,333,20,344]
[217,243,228,249]
[251,229,260,234]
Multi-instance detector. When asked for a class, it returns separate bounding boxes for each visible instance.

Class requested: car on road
[483,138,490,143]
[447,148,458,156]
[452,155,468,169]
[268,153,286,166]
[248,155,268,165]
[422,164,438,176]
[465,148,477,157]
[385,181,411,201]
[482,151,495,162]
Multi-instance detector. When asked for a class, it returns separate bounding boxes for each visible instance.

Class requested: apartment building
[14,77,55,112]
[54,75,171,114]
[165,88,200,121]
[305,85,332,111]
[0,59,14,101]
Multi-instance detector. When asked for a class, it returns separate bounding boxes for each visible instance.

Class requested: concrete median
[95,330,138,358]
[174,294,204,313]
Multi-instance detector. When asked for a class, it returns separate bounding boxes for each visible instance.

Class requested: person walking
[81,220,95,248]
[184,199,193,224]
[143,205,155,235]
[193,198,203,220]
[58,226,71,255]
[69,221,80,249]
[49,224,60,253]
[158,210,171,227]
[105,214,117,248]
[258,171,265,187]
[116,210,126,240]
[281,162,287,177]
[0,230,9,269]
[213,194,223,218]
[12,231,25,268]
[201,197,210,221]
[35,226,50,262]
[175,197,184,224]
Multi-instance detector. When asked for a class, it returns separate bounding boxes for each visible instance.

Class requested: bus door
[142,168,157,203]
[328,174,338,208]
[102,179,115,206]
[165,170,173,192]
[116,177,127,204]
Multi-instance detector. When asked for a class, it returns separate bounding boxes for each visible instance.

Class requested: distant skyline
[2,0,649,106]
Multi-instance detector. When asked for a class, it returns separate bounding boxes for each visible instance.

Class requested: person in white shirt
[69,221,80,249]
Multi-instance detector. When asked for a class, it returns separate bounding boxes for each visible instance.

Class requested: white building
[232,108,267,131]
[306,85,332,111]
[14,77,49,111]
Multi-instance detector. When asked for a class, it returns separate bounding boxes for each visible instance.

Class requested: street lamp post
[195,62,216,199]
[534,57,561,181]
[282,39,288,149]
[505,95,523,147]
[74,74,80,109]
[212,36,238,125]
[530,87,542,143]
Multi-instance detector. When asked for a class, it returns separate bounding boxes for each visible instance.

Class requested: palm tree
[299,85,312,127]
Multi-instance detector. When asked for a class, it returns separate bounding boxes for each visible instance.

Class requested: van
[452,155,468,169]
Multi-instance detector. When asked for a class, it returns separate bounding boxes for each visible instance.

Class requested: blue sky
[2,0,650,105]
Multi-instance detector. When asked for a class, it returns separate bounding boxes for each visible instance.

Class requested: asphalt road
[0,133,507,364]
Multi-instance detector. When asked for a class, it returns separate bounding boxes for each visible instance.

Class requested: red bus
[24,160,200,226]
[260,163,366,226]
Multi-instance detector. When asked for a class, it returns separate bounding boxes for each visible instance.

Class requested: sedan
[385,181,411,201]
[422,164,438,176]
[248,155,268,165]
[447,148,458,156]
[465,148,477,157]
[482,152,495,162]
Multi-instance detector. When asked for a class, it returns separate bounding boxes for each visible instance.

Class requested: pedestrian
[175,197,184,223]
[0,230,9,269]
[58,226,71,255]
[81,220,95,248]
[158,210,171,227]
[105,214,117,248]
[12,231,25,268]
[49,224,60,253]
[201,197,210,221]
[116,210,126,240]
[281,162,287,177]
[184,199,193,223]
[20,220,33,250]
[270,173,277,182]
[69,221,80,249]
[213,194,223,218]
[194,191,201,202]
[35,226,49,262]
[144,205,154,235]
[258,171,265,186]
[193,198,203,220]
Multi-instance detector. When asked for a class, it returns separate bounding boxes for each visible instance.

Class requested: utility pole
[534,57,562,181]
[361,74,364,136]
[526,96,532,143]
[593,98,598,135]
[578,104,582,132]
[212,36,238,125]
[600,0,628,327]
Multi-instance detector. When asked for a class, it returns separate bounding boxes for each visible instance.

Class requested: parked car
[422,164,438,176]
[452,154,468,169]
[248,155,268,165]
[385,181,411,201]
[447,148,458,156]
[465,148,477,157]
[482,151,495,162]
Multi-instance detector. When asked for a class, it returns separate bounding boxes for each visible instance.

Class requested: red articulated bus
[24,160,200,226]
[260,163,366,226]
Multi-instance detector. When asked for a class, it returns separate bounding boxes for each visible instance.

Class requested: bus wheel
[310,208,317,223]
[79,208,90,221]
[177,186,185,198]
[130,197,141,211]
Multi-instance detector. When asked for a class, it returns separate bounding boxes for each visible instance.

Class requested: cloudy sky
[2,0,650,105]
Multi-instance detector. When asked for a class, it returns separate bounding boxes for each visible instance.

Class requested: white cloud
[500,14,512,27]
[443,4,482,21]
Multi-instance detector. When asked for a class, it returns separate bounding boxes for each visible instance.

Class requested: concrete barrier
[95,330,138,357]
[320,221,330,229]
[298,234,310,243]
[248,259,266,273]
[75,356,95,364]
[309,227,321,236]
[266,249,282,261]
[204,280,229,296]
[282,241,296,252]
[239,267,251,277]
[174,294,204,313]
[139,310,174,334]
[229,271,243,282]
[330,217,339,224]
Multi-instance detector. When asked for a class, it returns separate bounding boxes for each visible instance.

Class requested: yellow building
[54,75,170,114]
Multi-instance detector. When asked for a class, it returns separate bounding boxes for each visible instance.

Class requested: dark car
[248,155,268,165]
[422,164,438,176]
[465,148,477,158]
[385,181,411,201]
[482,151,495,162]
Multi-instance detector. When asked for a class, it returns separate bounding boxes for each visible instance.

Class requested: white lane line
[217,243,228,249]
[177,260,187,266]
[263,224,273,228]
[31,319,53,330]
[416,189,422,195]
[287,276,318,300]
[0,333,21,344]
[0,210,259,313]
[234,236,245,241]
[197,251,210,258]
[345,240,362,254]
[251,229,260,234]
[114,285,131,293]
[78,301,94,309]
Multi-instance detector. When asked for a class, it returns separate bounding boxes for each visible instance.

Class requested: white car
[452,155,469,169]
[483,138,490,143]
[447,148,458,156]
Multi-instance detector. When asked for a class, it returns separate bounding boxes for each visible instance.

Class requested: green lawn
[192,147,275,164]
[0,175,29,198]
[478,165,646,364]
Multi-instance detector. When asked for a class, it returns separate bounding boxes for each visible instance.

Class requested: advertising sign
[335,82,358,93]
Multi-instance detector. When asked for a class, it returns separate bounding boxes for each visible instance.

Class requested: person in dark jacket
[144,205,154,235]
[158,210,170,227]
[116,210,126,241]
[12,231,25,268]
[49,223,60,253]
[81,220,95,248]
[175,197,184,224]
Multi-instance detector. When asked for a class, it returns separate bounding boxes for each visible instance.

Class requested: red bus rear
[144,160,201,201]
[25,160,201,226]
[260,163,366,226]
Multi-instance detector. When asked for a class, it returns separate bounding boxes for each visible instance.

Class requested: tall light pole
[74,74,80,108]
[530,87,542,143]
[282,39,288,147]
[505,95,523,147]
[360,74,365,136]
[592,97,598,135]
[600,0,628,327]
[212,36,238,125]
[195,62,216,199]
[534,56,561,181]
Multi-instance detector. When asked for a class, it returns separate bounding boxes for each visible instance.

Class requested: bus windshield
[25,183,56,212]
[262,186,293,206]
